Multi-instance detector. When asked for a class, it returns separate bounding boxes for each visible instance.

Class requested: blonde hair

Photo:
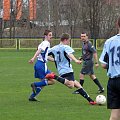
[60,33,70,41]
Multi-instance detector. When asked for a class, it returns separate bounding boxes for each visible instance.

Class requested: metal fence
[0,38,106,50]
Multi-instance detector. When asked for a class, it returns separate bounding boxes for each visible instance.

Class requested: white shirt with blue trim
[37,40,50,63]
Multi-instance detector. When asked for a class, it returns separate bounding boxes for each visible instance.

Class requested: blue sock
[36,87,42,95]
[30,87,42,98]
[34,80,48,87]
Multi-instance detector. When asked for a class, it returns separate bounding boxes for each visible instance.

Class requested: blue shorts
[107,77,120,109]
[34,60,51,79]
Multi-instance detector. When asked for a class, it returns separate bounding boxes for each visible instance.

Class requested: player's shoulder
[105,35,118,44]
[87,41,93,46]
[38,40,50,49]
[42,40,49,44]
[55,44,71,49]
[51,44,59,49]
[64,45,73,50]
[88,40,92,44]
[64,45,72,48]
[106,35,117,42]
[41,40,50,47]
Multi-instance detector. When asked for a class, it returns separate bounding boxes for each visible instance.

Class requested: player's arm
[68,53,82,64]
[89,43,99,66]
[101,63,107,69]
[93,52,99,67]
[29,49,41,64]
[99,55,108,69]
[78,56,83,60]
[99,42,108,69]
[48,51,55,62]
[47,56,54,62]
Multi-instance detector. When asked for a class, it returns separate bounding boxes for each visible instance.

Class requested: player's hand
[75,60,82,64]
[95,63,99,68]
[29,58,34,64]
[78,57,83,60]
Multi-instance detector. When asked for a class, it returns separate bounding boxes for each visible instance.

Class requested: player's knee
[110,113,120,120]
[48,79,56,85]
[68,84,74,89]
[65,81,74,88]
[110,116,118,120]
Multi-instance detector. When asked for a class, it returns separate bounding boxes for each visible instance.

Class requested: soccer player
[46,33,96,105]
[99,16,120,120]
[28,30,55,101]
[76,32,104,93]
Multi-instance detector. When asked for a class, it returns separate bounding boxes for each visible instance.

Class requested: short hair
[60,33,70,41]
[44,30,52,36]
[118,16,120,27]
[81,32,88,36]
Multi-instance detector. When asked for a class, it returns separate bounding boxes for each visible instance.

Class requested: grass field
[0,50,110,120]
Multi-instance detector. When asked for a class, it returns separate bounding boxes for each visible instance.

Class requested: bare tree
[2,0,120,38]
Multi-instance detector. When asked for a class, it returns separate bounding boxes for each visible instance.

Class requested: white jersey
[99,34,120,78]
[37,40,50,63]
[48,44,74,76]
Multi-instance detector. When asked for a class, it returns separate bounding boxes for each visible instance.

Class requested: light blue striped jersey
[99,34,120,78]
[37,40,50,63]
[49,44,74,76]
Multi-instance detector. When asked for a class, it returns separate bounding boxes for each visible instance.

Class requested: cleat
[45,72,56,79]
[72,91,79,94]
[89,101,97,105]
[98,88,104,93]
[31,83,37,94]
[29,97,39,102]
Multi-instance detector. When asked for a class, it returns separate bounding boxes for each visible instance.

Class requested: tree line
[0,0,120,39]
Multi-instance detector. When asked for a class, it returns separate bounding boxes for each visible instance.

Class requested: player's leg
[109,109,120,120]
[45,72,74,88]
[79,60,93,86]
[90,74,104,93]
[79,73,84,86]
[29,86,42,101]
[45,72,66,84]
[61,72,75,88]
[79,62,87,86]
[29,62,55,101]
[29,78,55,101]
[73,80,96,105]
[108,78,120,120]
[64,80,74,88]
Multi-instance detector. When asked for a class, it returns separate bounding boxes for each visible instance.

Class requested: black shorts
[81,60,94,75]
[107,77,120,109]
[60,72,75,81]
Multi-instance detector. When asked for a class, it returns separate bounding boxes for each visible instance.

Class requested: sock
[36,87,42,95]
[34,80,48,87]
[76,88,93,102]
[93,78,103,90]
[29,87,42,98]
[54,76,65,84]
[80,79,84,86]
[30,92,36,98]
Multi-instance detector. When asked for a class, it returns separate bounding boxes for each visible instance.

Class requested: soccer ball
[96,95,106,105]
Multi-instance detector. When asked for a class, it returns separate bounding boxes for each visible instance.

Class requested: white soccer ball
[96,95,106,105]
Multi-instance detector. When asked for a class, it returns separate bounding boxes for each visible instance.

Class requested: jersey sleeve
[64,45,74,55]
[38,41,50,51]
[89,42,96,53]
[99,43,108,65]
[48,47,54,55]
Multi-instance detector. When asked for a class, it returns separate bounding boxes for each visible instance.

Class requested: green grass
[0,50,110,120]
